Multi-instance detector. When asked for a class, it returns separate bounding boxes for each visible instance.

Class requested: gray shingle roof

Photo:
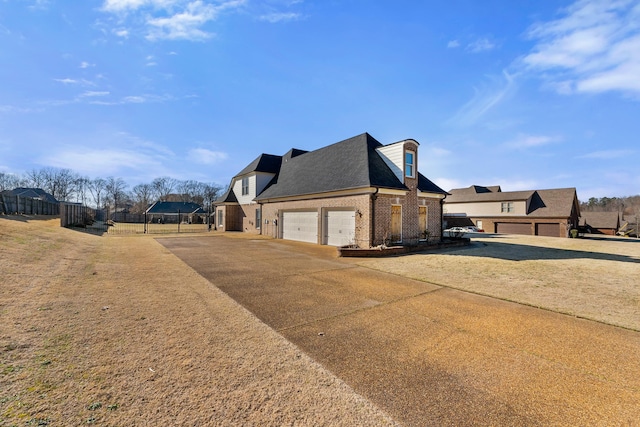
[255,133,446,200]
[235,153,283,178]
[146,201,205,214]
[418,173,448,194]
[3,188,58,203]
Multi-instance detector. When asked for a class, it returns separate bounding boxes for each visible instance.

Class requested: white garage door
[282,211,318,244]
[324,210,356,246]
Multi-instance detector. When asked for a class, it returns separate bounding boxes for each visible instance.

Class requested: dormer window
[405,151,415,178]
[241,177,249,195]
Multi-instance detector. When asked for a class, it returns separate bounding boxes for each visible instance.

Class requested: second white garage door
[324,210,356,246]
[282,211,318,244]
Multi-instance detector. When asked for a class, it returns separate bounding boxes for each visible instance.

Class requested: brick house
[580,211,621,235]
[145,201,206,224]
[444,185,581,237]
[214,133,447,248]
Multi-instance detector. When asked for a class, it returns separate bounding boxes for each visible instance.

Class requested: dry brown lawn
[2,216,640,426]
[0,216,397,426]
[357,233,640,331]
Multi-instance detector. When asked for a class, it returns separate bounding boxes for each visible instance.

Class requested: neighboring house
[580,211,621,235]
[1,187,59,215]
[444,185,580,237]
[145,201,206,224]
[214,133,447,248]
[2,187,58,203]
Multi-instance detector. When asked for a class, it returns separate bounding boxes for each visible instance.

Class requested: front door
[391,205,402,243]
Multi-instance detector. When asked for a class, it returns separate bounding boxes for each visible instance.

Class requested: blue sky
[1,0,639,200]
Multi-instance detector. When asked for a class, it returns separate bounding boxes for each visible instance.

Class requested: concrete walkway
[158,235,640,426]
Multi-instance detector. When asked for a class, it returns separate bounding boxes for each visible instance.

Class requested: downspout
[371,188,379,247]
[257,201,263,237]
[440,193,447,242]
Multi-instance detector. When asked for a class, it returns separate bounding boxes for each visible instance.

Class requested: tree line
[0,168,224,214]
[579,195,640,216]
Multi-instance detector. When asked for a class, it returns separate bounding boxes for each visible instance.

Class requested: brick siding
[260,194,371,246]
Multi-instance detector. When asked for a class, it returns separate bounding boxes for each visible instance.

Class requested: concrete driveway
[158,235,640,426]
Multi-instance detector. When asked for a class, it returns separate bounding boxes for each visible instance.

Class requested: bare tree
[152,177,178,202]
[105,176,128,213]
[73,176,91,205]
[0,172,21,192]
[23,167,78,201]
[176,180,207,202]
[24,168,47,189]
[131,183,154,214]
[49,168,77,201]
[201,183,222,209]
[88,178,107,209]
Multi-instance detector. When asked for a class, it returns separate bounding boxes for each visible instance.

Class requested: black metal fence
[60,204,210,235]
[1,194,59,215]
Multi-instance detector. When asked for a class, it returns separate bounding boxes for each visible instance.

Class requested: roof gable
[235,153,282,178]
[530,188,579,217]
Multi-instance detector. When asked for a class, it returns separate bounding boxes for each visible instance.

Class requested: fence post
[178,209,181,233]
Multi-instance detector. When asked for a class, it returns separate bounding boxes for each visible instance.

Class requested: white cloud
[79,61,95,68]
[122,95,147,103]
[505,133,563,149]
[40,130,178,177]
[101,0,246,42]
[114,28,130,38]
[146,1,219,41]
[53,78,95,86]
[578,149,634,159]
[259,12,301,23]
[0,105,41,113]
[187,148,228,164]
[447,40,460,48]
[466,37,496,53]
[44,148,164,176]
[448,71,516,126]
[102,0,157,13]
[80,91,110,97]
[522,0,640,97]
[27,0,50,10]
[54,78,77,84]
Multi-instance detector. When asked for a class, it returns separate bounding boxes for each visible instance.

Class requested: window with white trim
[501,202,514,213]
[405,151,415,178]
[255,208,261,229]
[241,177,249,196]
